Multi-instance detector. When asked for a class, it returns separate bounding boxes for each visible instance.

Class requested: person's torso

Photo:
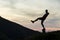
[42,12,49,20]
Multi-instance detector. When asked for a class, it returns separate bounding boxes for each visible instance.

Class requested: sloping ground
[25,30,60,40]
[0,16,60,40]
[0,16,40,40]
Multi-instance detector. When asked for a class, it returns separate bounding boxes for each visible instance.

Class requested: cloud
[0,0,60,31]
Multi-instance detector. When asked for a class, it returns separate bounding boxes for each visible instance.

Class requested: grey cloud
[47,17,60,24]
[0,0,18,9]
[24,13,41,17]
[48,0,60,3]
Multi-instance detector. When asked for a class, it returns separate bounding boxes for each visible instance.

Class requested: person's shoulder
[48,12,49,14]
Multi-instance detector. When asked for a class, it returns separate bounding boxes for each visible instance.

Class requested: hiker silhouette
[31,9,49,29]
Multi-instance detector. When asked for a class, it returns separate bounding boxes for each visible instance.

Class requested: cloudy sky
[0,0,60,32]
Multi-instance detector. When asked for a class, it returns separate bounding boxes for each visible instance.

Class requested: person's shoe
[31,20,34,23]
[42,28,46,33]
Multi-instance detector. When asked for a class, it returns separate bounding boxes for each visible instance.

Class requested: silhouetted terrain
[0,17,40,40]
[25,30,60,40]
[0,17,60,40]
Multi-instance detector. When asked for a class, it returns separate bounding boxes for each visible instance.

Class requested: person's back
[42,9,49,20]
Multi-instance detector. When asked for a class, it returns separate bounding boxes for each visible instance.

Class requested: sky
[0,0,60,32]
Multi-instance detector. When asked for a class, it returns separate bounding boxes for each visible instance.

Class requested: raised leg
[31,17,42,23]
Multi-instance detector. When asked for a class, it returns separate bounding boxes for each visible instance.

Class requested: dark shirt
[42,12,49,20]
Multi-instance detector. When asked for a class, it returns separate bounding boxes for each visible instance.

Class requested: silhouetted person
[31,9,49,29]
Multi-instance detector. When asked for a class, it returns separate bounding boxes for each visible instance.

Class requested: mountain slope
[0,16,40,40]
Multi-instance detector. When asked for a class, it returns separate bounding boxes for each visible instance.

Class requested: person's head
[45,9,48,13]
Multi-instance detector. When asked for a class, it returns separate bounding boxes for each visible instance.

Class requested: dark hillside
[25,30,60,40]
[0,17,40,40]
[0,16,60,40]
